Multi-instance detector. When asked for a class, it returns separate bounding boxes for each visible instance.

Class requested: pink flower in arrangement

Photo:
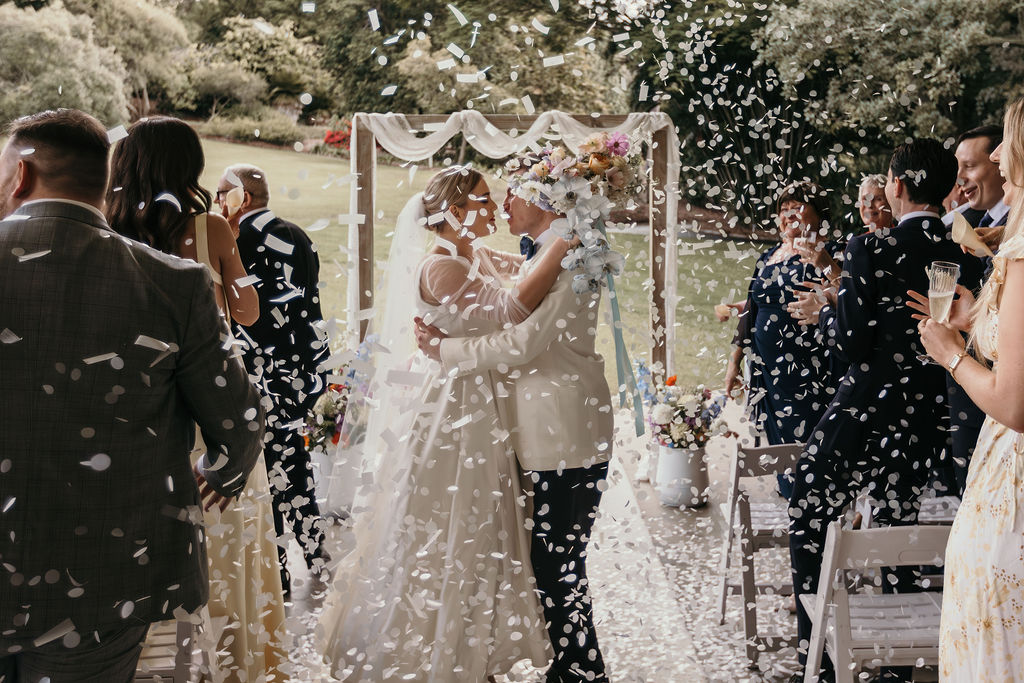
[606,131,630,156]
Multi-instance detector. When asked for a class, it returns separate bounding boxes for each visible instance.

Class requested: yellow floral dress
[939,235,1024,682]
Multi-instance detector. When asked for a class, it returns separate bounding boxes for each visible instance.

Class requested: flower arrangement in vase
[648,377,727,450]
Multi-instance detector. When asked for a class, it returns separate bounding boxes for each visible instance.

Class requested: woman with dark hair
[107,116,257,325]
[725,181,843,498]
[107,117,285,683]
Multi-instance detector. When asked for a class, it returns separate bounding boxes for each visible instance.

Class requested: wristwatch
[948,351,968,378]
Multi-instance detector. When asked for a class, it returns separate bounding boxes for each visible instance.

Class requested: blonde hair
[969,97,1024,352]
[421,165,483,231]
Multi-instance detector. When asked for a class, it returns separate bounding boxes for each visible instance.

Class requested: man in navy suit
[216,164,330,594]
[788,139,984,681]
[936,125,1009,495]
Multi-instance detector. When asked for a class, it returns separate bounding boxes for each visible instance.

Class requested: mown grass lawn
[199,137,762,392]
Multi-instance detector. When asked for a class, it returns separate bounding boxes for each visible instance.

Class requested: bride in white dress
[319,166,575,681]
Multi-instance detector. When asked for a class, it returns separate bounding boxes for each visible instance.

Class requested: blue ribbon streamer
[595,218,644,437]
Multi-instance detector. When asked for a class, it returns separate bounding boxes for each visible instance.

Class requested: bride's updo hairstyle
[421,165,483,232]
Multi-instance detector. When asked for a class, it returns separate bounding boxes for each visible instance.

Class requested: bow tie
[520,235,537,260]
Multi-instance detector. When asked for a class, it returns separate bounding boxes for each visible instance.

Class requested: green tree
[214,16,334,113]
[63,0,190,117]
[0,3,129,123]
[759,0,1017,147]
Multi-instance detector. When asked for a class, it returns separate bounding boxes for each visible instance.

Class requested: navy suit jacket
[233,210,328,418]
[809,214,984,475]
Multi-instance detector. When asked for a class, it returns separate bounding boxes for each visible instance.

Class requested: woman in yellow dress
[919,96,1024,682]
[107,116,288,682]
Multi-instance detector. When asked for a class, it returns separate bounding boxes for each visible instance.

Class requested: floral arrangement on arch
[503,130,646,293]
[648,377,727,450]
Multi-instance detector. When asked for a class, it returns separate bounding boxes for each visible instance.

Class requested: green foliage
[197,107,308,146]
[62,0,190,116]
[170,52,268,116]
[759,0,1016,146]
[215,15,334,111]
[0,3,129,123]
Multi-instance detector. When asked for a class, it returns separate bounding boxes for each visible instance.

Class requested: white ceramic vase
[655,443,709,508]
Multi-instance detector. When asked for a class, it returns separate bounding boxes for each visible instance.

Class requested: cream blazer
[439,246,614,471]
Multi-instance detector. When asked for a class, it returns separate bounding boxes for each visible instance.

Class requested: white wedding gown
[319,246,551,681]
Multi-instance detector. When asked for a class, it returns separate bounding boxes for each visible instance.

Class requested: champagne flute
[917,261,960,364]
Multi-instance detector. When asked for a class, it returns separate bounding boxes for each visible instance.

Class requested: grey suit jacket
[0,200,264,642]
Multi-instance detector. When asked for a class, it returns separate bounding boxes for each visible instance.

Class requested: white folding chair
[717,440,804,663]
[801,521,950,683]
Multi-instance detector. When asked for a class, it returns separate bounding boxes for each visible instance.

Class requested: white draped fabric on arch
[320,109,681,512]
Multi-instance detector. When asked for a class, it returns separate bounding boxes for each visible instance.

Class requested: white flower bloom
[669,422,687,443]
[651,404,674,425]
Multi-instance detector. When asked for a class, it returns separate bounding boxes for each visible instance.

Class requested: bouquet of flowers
[503,131,645,293]
[303,380,353,451]
[648,377,727,450]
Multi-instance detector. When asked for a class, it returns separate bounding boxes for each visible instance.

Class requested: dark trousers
[0,623,149,683]
[530,462,609,683]
[264,406,326,592]
[789,450,926,681]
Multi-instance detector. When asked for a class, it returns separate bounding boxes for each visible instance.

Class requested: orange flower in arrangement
[666,375,677,386]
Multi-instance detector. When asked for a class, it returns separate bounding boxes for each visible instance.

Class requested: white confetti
[106,125,128,143]
[0,329,22,344]
[17,250,50,262]
[305,218,330,232]
[81,453,111,471]
[263,233,295,255]
[522,95,536,115]
[83,352,118,365]
[543,55,565,68]
[368,8,379,31]
[531,17,550,34]
[381,85,398,97]
[235,274,261,287]
[447,3,468,26]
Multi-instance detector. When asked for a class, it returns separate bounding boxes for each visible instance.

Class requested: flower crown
[503,132,644,293]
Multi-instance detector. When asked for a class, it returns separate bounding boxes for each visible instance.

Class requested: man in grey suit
[0,109,264,682]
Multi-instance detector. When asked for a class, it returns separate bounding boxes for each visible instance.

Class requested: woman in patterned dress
[919,97,1024,682]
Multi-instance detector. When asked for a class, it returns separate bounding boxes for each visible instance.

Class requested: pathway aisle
[281,410,739,681]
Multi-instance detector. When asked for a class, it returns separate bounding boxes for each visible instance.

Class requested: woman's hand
[714,301,745,322]
[918,317,966,366]
[906,284,976,332]
[725,348,744,398]
[787,281,833,326]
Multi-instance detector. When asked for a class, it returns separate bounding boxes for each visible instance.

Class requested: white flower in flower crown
[651,404,674,425]
[515,180,545,206]
[547,175,592,214]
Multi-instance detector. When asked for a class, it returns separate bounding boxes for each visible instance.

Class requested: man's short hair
[224,164,270,205]
[889,138,958,207]
[956,124,1003,155]
[4,109,109,202]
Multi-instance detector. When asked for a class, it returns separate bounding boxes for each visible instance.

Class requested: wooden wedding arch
[345,112,678,372]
